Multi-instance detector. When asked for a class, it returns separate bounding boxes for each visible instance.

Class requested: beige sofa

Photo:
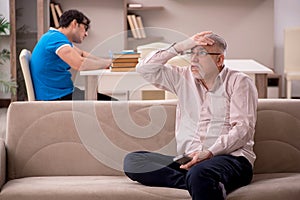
[0,99,299,200]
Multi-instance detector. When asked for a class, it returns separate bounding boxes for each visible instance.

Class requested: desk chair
[19,49,35,101]
[284,27,300,99]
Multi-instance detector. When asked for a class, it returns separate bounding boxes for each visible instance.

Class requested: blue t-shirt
[30,29,74,100]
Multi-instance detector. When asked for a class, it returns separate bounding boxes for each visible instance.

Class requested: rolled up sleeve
[136,46,183,93]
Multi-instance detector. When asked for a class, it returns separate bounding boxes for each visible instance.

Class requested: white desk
[80,59,273,100]
[79,69,164,100]
[225,59,273,98]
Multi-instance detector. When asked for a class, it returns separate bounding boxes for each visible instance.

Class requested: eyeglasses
[80,22,89,32]
[184,51,222,57]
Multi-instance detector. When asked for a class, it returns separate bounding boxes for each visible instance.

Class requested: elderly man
[123,31,258,200]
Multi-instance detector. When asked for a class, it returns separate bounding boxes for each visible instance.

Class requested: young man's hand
[179,150,213,170]
[174,31,215,53]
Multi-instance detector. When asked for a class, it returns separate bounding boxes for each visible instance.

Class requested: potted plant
[0,14,17,95]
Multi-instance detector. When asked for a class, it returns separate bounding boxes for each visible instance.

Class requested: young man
[30,9,115,101]
[123,31,258,200]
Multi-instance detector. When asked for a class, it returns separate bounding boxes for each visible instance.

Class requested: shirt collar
[49,27,59,31]
[195,65,228,92]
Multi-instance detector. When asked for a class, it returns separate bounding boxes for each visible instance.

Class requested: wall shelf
[127,6,164,11]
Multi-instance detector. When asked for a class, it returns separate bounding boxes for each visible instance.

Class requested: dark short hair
[59,9,90,29]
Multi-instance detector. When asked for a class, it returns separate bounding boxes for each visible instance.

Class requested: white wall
[274,0,300,97]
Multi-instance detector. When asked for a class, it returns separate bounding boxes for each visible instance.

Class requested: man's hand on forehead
[191,31,215,46]
[174,31,215,53]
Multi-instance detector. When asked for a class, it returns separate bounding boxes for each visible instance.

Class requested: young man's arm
[73,46,107,61]
[57,45,112,71]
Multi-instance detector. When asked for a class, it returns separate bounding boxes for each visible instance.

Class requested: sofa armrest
[0,138,6,189]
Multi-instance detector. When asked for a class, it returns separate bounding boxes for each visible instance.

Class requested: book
[113,53,140,59]
[119,49,135,54]
[112,62,138,68]
[54,3,63,17]
[50,3,59,28]
[127,15,138,38]
[112,58,139,63]
[131,15,142,38]
[136,16,146,38]
[110,67,136,72]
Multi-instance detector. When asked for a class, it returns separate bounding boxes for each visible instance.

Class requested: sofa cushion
[0,176,191,200]
[227,173,300,200]
[2,174,300,200]
[254,99,300,174]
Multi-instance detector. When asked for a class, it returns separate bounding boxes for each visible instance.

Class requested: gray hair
[207,33,227,53]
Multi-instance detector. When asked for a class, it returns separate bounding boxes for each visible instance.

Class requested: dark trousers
[123,151,253,200]
[52,87,118,101]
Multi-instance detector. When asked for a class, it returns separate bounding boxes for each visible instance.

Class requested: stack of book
[111,52,140,72]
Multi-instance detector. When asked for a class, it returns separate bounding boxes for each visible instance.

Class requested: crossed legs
[123,151,252,200]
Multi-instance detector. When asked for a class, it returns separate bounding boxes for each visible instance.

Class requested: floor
[0,108,7,139]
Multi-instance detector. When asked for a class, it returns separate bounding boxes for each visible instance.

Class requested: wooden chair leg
[287,80,292,99]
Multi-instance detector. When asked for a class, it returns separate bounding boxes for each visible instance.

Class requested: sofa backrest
[254,99,300,173]
[6,100,177,180]
[6,99,300,180]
